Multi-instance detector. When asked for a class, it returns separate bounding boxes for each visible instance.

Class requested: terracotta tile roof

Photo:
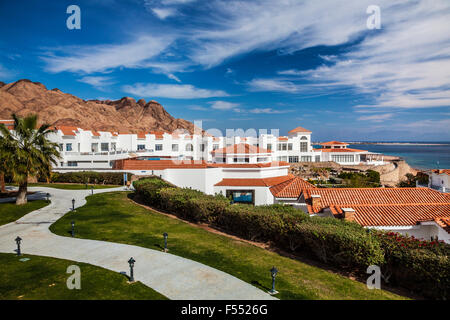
[113,159,209,170]
[184,135,193,140]
[92,130,101,137]
[278,137,289,141]
[137,132,146,139]
[209,161,290,168]
[334,204,450,227]
[215,175,294,187]
[57,126,79,136]
[319,148,368,153]
[211,143,272,155]
[303,187,450,214]
[434,217,450,232]
[0,119,14,130]
[110,131,118,137]
[432,169,450,176]
[288,126,312,134]
[320,141,349,146]
[270,177,316,198]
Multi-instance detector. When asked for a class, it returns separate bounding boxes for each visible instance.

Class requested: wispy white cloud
[151,7,177,19]
[42,36,173,74]
[77,76,115,89]
[357,113,394,122]
[167,73,181,82]
[248,108,293,114]
[209,100,240,110]
[122,83,229,99]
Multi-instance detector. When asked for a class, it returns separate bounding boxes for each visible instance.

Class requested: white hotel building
[42,125,379,170]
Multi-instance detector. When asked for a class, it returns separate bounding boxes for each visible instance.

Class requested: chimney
[311,194,321,208]
[342,208,356,222]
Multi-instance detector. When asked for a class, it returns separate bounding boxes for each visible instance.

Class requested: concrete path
[0,186,276,300]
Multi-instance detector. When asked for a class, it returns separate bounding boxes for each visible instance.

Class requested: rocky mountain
[0,79,198,133]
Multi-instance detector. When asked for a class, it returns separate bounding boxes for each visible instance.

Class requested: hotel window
[266,143,272,150]
[257,157,267,162]
[300,142,308,152]
[67,161,77,167]
[213,144,219,150]
[301,156,312,162]
[289,156,299,163]
[277,143,287,151]
[155,144,163,151]
[332,155,354,163]
[300,136,308,140]
[288,143,293,150]
[137,144,146,150]
[111,142,116,151]
[315,155,321,162]
[59,144,63,151]
[277,156,287,162]
[101,143,109,151]
[91,143,98,152]
[186,144,193,151]
[172,144,179,151]
[66,143,72,152]
[200,144,205,152]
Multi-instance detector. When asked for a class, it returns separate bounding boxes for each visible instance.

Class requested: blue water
[348,143,450,170]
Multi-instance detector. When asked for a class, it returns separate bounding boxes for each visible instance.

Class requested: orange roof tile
[432,169,450,176]
[92,131,101,137]
[208,161,290,168]
[288,126,312,134]
[215,175,294,187]
[303,187,450,214]
[211,143,271,155]
[278,137,289,141]
[434,217,450,232]
[113,159,209,170]
[319,148,367,153]
[320,141,349,146]
[336,204,450,227]
[57,126,78,136]
[270,177,316,198]
[137,132,146,139]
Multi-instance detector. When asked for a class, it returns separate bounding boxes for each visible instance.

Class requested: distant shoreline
[314,142,449,146]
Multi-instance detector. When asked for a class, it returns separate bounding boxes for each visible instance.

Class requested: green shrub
[133,176,449,299]
[46,171,131,185]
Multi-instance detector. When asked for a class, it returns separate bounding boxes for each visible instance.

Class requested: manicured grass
[7,183,120,190]
[50,192,409,300]
[0,200,49,226]
[0,253,167,300]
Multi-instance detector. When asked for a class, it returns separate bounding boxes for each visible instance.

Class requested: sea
[347,142,450,170]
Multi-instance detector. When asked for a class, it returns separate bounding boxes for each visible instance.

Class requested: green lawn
[50,192,409,300]
[0,253,167,300]
[0,200,49,226]
[7,183,120,190]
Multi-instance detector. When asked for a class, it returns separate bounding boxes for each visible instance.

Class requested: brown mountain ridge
[0,79,198,133]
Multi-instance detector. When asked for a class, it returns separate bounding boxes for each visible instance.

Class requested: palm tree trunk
[0,172,5,193]
[16,181,28,205]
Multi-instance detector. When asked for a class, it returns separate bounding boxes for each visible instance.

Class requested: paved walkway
[0,186,276,300]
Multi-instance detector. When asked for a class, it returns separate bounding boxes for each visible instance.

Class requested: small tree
[0,114,60,204]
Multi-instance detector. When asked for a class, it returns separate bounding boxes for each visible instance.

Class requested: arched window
[300,136,308,140]
[185,143,193,151]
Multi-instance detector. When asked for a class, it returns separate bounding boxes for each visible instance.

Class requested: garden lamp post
[71,221,75,237]
[91,186,94,195]
[269,266,279,295]
[15,236,22,256]
[163,232,168,252]
[72,198,75,211]
[46,193,50,203]
[128,257,136,282]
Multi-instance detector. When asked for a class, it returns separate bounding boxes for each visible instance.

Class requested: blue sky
[0,0,449,141]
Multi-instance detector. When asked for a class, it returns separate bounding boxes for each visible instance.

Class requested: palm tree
[0,133,13,193]
[0,114,60,205]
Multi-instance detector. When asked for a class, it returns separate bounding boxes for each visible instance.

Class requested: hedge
[45,171,132,185]
[133,177,449,299]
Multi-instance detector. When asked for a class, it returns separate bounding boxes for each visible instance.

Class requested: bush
[46,171,131,185]
[133,176,449,299]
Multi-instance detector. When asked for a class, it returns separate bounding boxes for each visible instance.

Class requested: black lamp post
[71,221,75,237]
[128,257,136,282]
[91,186,94,195]
[46,193,50,203]
[72,198,75,211]
[269,266,278,295]
[163,232,168,252]
[15,236,22,256]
